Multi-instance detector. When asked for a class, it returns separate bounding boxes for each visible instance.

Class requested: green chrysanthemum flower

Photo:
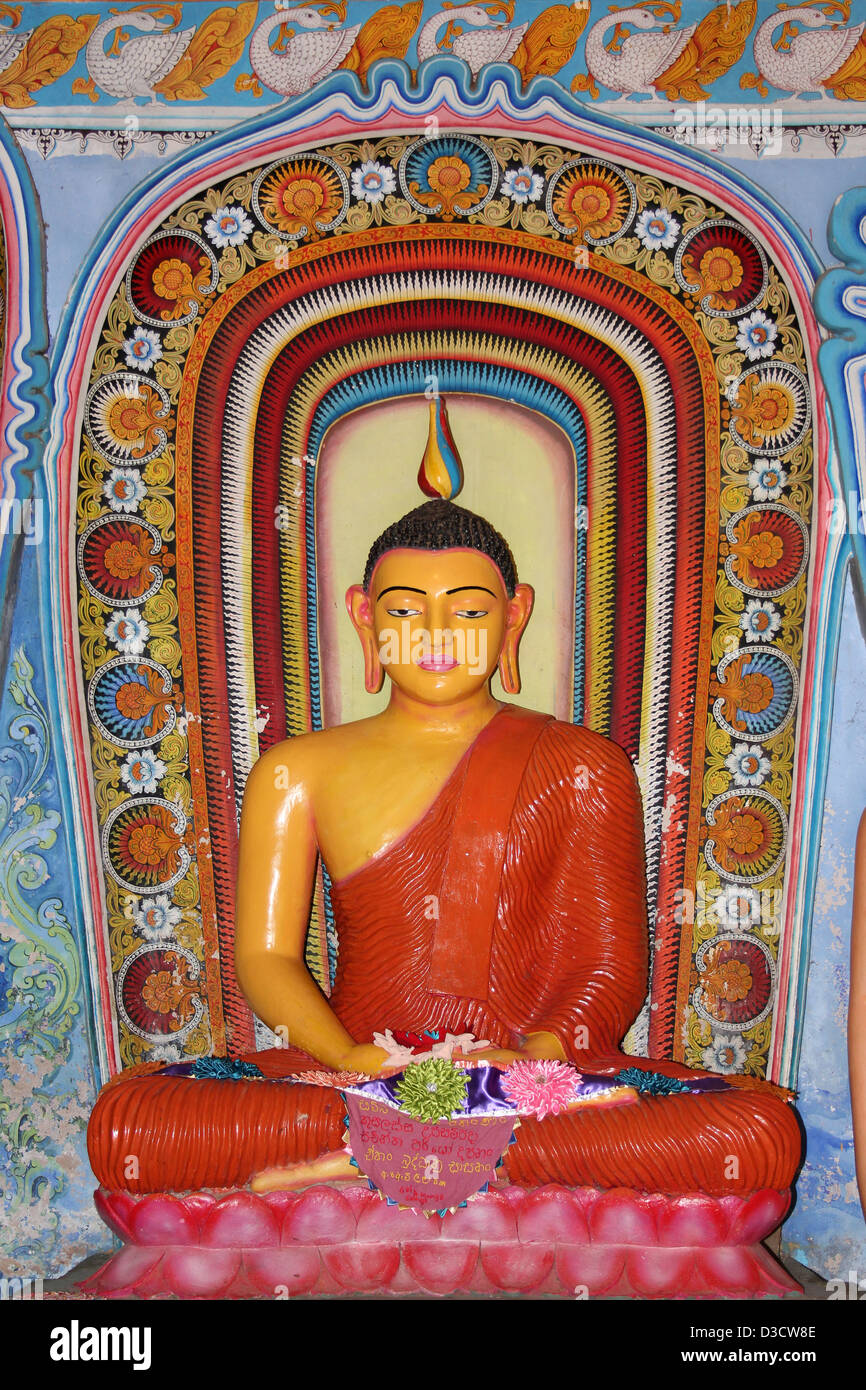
[395,1057,469,1122]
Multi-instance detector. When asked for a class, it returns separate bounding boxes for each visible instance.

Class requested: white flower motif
[123,327,162,373]
[748,459,787,502]
[713,884,761,931]
[351,161,396,204]
[634,206,680,251]
[701,1032,746,1074]
[501,166,544,205]
[105,607,150,656]
[133,893,182,942]
[151,1042,183,1063]
[725,740,771,788]
[735,310,777,361]
[121,749,167,795]
[103,466,146,514]
[204,205,253,248]
[739,598,781,644]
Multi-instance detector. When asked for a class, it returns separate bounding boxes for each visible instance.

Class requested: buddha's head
[346,495,534,704]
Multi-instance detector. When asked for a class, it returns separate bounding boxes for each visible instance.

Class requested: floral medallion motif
[84,373,173,467]
[693,934,775,1033]
[709,647,798,742]
[117,943,203,1043]
[675,220,767,316]
[546,157,635,243]
[78,516,175,607]
[103,796,191,894]
[88,657,181,749]
[126,230,219,328]
[399,134,498,219]
[722,504,809,597]
[252,155,349,240]
[703,789,788,884]
[725,362,811,456]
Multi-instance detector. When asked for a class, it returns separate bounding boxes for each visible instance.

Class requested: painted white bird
[752,5,864,98]
[249,2,361,97]
[416,3,528,77]
[82,11,195,103]
[584,4,696,98]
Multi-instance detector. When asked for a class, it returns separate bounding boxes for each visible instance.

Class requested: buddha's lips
[417,654,459,672]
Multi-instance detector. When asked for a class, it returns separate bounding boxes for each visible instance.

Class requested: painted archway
[46,62,835,1088]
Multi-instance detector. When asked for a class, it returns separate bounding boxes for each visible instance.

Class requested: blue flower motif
[501,165,543,204]
[635,206,679,250]
[121,748,166,794]
[192,1057,264,1081]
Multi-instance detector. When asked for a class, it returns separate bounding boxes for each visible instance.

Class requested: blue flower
[635,206,679,250]
[121,749,167,795]
[736,310,777,361]
[204,205,253,248]
[351,160,396,204]
[123,327,162,373]
[501,166,543,204]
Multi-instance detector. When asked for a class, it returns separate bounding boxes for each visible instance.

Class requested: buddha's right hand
[338,1042,395,1075]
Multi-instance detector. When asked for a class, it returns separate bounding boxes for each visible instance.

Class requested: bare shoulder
[244,717,382,797]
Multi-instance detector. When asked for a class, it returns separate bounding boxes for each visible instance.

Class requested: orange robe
[88,711,802,1196]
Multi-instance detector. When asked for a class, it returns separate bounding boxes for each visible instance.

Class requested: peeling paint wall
[783,573,866,1281]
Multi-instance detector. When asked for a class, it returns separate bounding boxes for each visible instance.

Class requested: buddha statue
[88,404,802,1210]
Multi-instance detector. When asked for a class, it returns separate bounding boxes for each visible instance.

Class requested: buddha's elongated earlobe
[362,634,385,694]
[498,637,521,695]
[346,584,385,694]
[498,582,534,695]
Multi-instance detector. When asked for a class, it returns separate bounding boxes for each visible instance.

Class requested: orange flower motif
[258,161,344,237]
[426,155,471,197]
[552,165,627,240]
[142,969,184,1015]
[115,668,180,738]
[700,947,753,1004]
[99,527,174,597]
[727,526,784,586]
[149,256,212,319]
[698,247,743,293]
[128,820,181,868]
[705,795,774,875]
[152,257,195,304]
[103,385,172,459]
[729,378,795,449]
[709,655,775,729]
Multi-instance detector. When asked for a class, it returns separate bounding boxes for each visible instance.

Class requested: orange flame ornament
[417,396,464,500]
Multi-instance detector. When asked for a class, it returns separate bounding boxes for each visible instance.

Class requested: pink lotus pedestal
[82,1182,802,1299]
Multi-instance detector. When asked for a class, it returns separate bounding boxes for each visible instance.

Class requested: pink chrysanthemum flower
[501,1059,579,1120]
[292,1070,371,1089]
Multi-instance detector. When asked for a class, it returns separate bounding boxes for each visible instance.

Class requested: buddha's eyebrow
[377,586,427,599]
[446,586,497,597]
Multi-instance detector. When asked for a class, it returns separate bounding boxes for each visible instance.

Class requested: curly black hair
[363,498,517,597]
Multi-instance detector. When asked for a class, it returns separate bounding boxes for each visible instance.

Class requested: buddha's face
[347,547,533,704]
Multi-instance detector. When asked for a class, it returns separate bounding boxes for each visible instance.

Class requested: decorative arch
[45,61,834,1088]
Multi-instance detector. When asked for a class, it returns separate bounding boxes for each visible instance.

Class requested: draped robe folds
[88,707,803,1196]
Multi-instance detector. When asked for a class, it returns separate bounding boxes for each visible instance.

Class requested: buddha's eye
[455,609,488,620]
[385,606,422,618]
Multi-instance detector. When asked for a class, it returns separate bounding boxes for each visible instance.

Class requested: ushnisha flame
[417,395,464,500]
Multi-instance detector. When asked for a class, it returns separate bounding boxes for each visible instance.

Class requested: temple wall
[1,0,865,1285]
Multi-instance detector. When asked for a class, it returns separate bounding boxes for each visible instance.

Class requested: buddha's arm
[235,743,359,1069]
